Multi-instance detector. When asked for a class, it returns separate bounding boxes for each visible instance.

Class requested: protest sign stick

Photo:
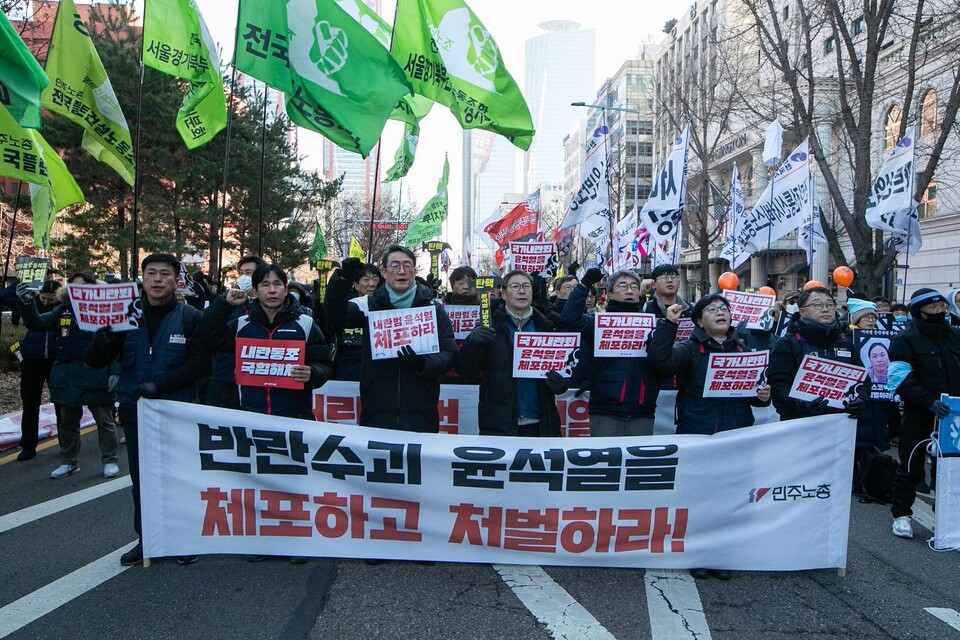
[0,182,23,337]
[315,260,335,304]
[764,164,776,284]
[215,57,240,284]
[476,277,495,328]
[257,92,268,256]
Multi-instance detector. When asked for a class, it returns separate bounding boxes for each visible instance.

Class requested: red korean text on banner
[674,318,694,343]
[593,313,656,357]
[67,283,140,332]
[513,332,580,379]
[702,351,769,398]
[788,354,866,409]
[509,241,557,274]
[368,306,441,360]
[444,305,481,341]
[235,338,306,390]
[721,290,776,330]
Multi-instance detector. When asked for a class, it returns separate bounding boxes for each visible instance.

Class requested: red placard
[235,338,306,389]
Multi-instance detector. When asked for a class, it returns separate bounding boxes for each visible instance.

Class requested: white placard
[512,332,580,379]
[788,354,867,409]
[722,290,776,331]
[508,241,557,273]
[367,306,440,360]
[444,305,481,341]
[66,282,140,332]
[593,313,656,357]
[703,351,769,398]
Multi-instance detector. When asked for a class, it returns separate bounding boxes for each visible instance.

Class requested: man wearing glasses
[325,245,456,433]
[561,268,661,436]
[644,264,691,320]
[887,288,960,539]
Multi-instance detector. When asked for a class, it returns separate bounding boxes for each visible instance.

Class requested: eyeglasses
[803,301,837,311]
[386,261,415,272]
[507,283,532,292]
[614,282,640,291]
[656,274,679,282]
[701,305,729,315]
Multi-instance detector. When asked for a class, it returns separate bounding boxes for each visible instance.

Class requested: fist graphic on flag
[467,22,499,79]
[310,21,348,75]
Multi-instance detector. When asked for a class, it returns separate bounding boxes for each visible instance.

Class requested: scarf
[386,283,416,309]
[506,306,534,329]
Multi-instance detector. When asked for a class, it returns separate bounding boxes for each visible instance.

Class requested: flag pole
[763,163,776,287]
[1,181,23,293]
[256,89,268,256]
[367,141,382,256]
[216,62,239,286]
[130,53,146,280]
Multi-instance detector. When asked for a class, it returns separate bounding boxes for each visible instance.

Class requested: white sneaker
[892,516,914,539]
[50,463,80,479]
[103,463,120,478]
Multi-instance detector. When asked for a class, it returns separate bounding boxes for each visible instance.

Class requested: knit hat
[909,288,946,317]
[847,298,878,326]
[948,288,960,320]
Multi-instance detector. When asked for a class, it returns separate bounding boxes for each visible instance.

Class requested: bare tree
[330,186,417,264]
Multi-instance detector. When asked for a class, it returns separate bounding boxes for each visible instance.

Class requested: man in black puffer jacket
[457,270,569,437]
[325,246,456,433]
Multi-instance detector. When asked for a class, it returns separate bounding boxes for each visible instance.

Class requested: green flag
[142,0,227,149]
[235,0,413,157]
[42,0,135,185]
[0,105,84,248]
[391,0,534,150]
[403,155,448,246]
[0,11,49,129]
[311,220,327,263]
[384,121,419,182]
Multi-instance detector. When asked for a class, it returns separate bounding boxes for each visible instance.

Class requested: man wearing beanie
[887,288,960,539]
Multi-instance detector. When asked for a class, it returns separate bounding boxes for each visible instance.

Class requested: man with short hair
[325,245,456,432]
[644,264,690,319]
[446,265,479,305]
[551,275,579,314]
[87,253,210,566]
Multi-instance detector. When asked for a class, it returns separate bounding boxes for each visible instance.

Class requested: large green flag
[391,0,534,150]
[311,220,327,263]
[42,0,135,185]
[384,121,419,182]
[142,0,227,149]
[0,11,49,129]
[235,0,413,157]
[403,155,448,246]
[0,105,84,248]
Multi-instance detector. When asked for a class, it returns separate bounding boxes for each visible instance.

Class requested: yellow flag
[349,236,366,261]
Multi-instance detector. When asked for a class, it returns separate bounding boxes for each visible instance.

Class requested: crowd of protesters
[6,245,955,573]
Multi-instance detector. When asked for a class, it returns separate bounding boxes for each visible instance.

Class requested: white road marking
[494,564,616,639]
[913,498,935,534]
[645,570,713,640]
[0,542,137,638]
[0,476,131,534]
[925,608,960,632]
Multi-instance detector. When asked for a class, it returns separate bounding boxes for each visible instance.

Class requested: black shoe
[711,569,732,580]
[289,556,309,564]
[120,542,143,566]
[16,448,36,461]
[412,560,435,566]
[364,558,387,565]
[176,555,198,565]
[916,481,931,494]
[247,555,268,563]
[690,568,711,579]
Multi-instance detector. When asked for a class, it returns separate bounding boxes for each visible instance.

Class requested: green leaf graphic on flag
[404,155,448,245]
[0,105,84,248]
[235,0,413,157]
[142,0,226,149]
[311,221,327,263]
[384,121,419,182]
[0,11,50,129]
[392,0,534,150]
[43,0,135,185]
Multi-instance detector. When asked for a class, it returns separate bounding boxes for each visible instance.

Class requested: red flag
[484,193,540,267]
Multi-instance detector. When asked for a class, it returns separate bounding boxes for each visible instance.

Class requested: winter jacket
[561,283,661,419]
[647,320,769,434]
[324,274,456,433]
[456,300,563,437]
[210,302,249,382]
[644,293,692,320]
[889,318,960,422]
[202,295,333,419]
[18,299,59,360]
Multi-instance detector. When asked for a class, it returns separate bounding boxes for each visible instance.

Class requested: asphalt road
[1,429,957,640]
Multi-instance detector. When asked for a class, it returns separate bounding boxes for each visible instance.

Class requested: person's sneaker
[247,555,268,563]
[711,569,732,580]
[892,516,914,539]
[119,433,126,445]
[289,556,309,564]
[176,555,198,565]
[121,542,143,566]
[16,448,36,461]
[50,463,80,479]
[103,463,120,478]
[690,568,711,579]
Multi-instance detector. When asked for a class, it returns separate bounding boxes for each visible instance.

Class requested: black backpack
[855,447,898,504]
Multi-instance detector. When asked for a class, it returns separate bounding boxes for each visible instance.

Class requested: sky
[129,0,682,257]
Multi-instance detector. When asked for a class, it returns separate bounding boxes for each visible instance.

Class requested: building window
[921,90,938,138]
[919,174,937,218]
[885,104,902,151]
[783,5,790,20]
[824,36,836,54]
[852,17,864,35]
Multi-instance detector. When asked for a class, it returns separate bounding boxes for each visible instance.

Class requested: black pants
[19,358,55,453]
[118,406,142,536]
[205,378,240,411]
[890,411,934,518]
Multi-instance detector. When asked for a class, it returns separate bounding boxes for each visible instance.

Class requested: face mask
[924,312,947,324]
[785,303,799,315]
[237,275,252,293]
[894,314,907,321]
[289,291,300,302]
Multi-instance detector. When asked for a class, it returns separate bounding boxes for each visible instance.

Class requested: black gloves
[567,261,581,276]
[397,345,426,372]
[575,380,590,398]
[844,397,865,419]
[15,283,35,304]
[425,273,441,291]
[580,267,604,289]
[544,371,569,395]
[930,400,951,418]
[136,382,159,399]
[93,325,124,350]
[468,327,497,345]
[339,257,364,283]
[798,396,831,415]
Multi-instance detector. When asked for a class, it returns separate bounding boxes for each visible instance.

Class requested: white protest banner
[139,399,854,570]
[722,290,776,330]
[640,123,690,243]
[721,164,747,268]
[443,305,481,341]
[176,262,192,295]
[66,282,140,332]
[594,313,656,357]
[789,354,866,409]
[235,338,305,390]
[512,332,580,379]
[508,241,557,273]
[865,124,922,254]
[367,306,440,360]
[797,175,827,265]
[674,318,694,344]
[935,395,960,551]
[615,210,641,271]
[560,120,612,230]
[703,351,769,398]
[15,256,50,289]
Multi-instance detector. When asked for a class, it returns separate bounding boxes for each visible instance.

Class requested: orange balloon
[758,286,776,296]
[832,266,855,288]
[803,280,825,291]
[718,271,739,291]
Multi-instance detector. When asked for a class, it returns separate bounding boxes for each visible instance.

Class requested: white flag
[561,120,612,230]
[725,139,812,265]
[640,123,690,243]
[762,119,784,167]
[614,208,640,271]
[866,124,922,254]
[721,164,746,267]
[798,176,826,265]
